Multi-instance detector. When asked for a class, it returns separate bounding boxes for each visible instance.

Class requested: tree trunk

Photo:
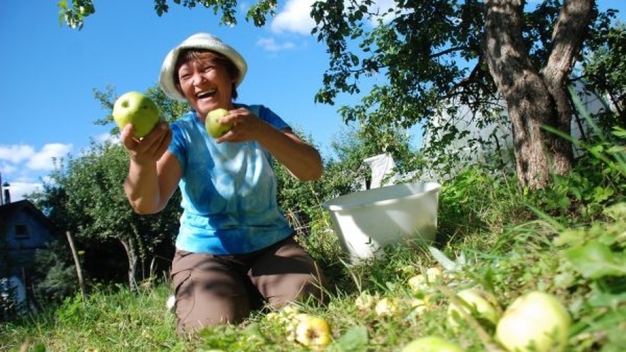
[483,0,593,190]
[542,0,594,172]
[119,238,139,291]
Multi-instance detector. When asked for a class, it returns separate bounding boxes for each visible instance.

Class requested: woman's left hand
[214,107,269,143]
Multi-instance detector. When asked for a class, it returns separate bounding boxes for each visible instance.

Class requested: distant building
[1,199,56,274]
[0,189,56,316]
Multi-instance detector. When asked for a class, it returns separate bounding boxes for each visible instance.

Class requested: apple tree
[308,0,621,190]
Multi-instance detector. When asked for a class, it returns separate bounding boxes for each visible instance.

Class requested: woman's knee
[171,252,252,333]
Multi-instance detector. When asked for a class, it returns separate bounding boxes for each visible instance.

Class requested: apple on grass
[375,297,399,317]
[408,274,429,293]
[291,314,332,347]
[205,108,233,138]
[447,288,502,331]
[400,336,463,352]
[496,291,571,352]
[112,91,160,138]
[426,267,443,283]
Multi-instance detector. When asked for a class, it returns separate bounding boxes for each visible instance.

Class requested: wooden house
[0,199,56,277]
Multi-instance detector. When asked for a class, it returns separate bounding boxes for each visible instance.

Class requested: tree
[309,0,619,190]
[31,142,181,290]
[58,0,620,191]
[484,0,592,188]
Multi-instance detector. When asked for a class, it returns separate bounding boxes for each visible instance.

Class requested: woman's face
[177,57,235,119]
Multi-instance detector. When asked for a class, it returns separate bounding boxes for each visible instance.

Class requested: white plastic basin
[323,181,441,262]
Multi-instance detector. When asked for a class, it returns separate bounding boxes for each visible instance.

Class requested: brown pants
[171,236,327,334]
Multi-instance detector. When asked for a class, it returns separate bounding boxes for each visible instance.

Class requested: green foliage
[551,203,626,350]
[59,0,277,29]
[583,20,626,129]
[530,87,626,223]
[30,240,78,306]
[58,0,94,29]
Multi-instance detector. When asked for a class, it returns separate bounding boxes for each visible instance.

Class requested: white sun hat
[159,33,248,101]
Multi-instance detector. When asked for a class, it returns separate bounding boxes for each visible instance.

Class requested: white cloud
[0,162,17,176]
[256,37,296,52]
[94,132,119,145]
[267,0,402,42]
[2,180,43,203]
[0,145,35,164]
[0,143,73,202]
[271,0,317,35]
[25,143,73,171]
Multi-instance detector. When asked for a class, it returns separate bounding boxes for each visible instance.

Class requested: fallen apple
[112,91,160,138]
[410,297,430,315]
[408,274,429,292]
[293,314,332,347]
[205,108,233,138]
[496,291,571,352]
[447,288,502,331]
[355,291,377,311]
[375,297,399,317]
[400,336,463,352]
[426,267,443,283]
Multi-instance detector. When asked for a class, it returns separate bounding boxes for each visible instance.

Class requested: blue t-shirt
[167,103,294,255]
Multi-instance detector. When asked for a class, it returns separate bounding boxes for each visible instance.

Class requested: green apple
[447,288,502,331]
[400,336,463,352]
[112,91,160,138]
[496,291,571,352]
[205,108,233,138]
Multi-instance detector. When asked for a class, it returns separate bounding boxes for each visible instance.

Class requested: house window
[15,224,29,239]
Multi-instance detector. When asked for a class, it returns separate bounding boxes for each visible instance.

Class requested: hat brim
[159,33,248,101]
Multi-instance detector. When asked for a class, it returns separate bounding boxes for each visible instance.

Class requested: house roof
[0,200,56,231]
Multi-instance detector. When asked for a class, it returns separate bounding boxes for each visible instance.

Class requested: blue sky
[1,0,625,201]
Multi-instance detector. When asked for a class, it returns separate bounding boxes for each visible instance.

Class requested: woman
[119,32,327,334]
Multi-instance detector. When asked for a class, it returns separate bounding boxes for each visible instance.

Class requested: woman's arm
[120,122,181,214]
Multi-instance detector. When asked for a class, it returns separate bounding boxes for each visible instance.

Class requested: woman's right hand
[120,121,172,166]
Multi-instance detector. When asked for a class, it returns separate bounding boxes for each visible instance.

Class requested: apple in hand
[496,291,571,352]
[447,288,502,331]
[205,108,233,138]
[293,314,332,347]
[400,336,463,352]
[112,91,160,138]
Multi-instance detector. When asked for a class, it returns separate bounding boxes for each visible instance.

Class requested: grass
[2,162,626,351]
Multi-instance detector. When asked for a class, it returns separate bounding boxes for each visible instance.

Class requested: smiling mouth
[196,89,216,99]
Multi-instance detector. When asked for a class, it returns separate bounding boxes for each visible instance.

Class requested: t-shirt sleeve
[255,105,291,131]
